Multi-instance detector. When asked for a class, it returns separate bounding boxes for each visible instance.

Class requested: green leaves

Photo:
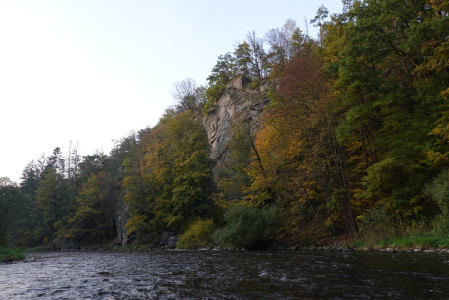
[35,168,70,236]
[124,111,212,237]
[324,0,449,219]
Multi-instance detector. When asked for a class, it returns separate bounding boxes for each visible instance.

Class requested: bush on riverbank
[0,246,25,262]
[355,208,438,248]
[423,168,449,235]
[357,209,400,245]
[215,206,279,249]
[176,218,215,249]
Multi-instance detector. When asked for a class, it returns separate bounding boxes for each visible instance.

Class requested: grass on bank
[0,246,25,262]
[353,235,449,250]
[379,235,449,249]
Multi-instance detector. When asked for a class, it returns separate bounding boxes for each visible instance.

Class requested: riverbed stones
[199,247,212,251]
[362,247,372,252]
[288,245,300,251]
[414,248,423,253]
[423,249,436,253]
[386,248,395,252]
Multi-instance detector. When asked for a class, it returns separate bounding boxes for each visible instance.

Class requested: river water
[1,250,449,299]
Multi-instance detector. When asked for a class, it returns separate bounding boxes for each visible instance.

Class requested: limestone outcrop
[202,76,271,181]
[115,195,134,246]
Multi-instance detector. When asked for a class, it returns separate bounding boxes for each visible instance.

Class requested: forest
[1,0,448,251]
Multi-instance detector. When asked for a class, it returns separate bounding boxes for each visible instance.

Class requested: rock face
[202,76,271,181]
[115,196,133,246]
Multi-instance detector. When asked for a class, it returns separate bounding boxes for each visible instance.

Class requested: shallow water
[1,250,449,299]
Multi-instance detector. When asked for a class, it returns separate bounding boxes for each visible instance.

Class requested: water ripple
[1,250,449,299]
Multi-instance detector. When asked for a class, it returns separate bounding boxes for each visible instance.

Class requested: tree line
[1,0,448,248]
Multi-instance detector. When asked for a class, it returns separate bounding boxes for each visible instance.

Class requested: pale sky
[0,0,343,183]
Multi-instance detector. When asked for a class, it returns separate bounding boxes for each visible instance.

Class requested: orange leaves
[246,53,357,236]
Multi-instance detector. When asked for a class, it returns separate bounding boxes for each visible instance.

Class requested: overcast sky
[0,0,343,183]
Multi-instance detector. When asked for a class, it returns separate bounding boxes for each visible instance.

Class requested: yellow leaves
[125,215,147,235]
[441,88,449,101]
[177,218,215,249]
[424,150,448,166]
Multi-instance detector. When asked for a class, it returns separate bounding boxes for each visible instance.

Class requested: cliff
[202,76,271,182]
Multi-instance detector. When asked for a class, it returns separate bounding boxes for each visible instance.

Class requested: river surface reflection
[1,250,449,299]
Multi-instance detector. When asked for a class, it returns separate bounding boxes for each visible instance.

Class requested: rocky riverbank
[287,243,449,253]
[64,240,449,254]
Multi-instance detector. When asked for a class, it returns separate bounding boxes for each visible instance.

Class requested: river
[1,250,448,299]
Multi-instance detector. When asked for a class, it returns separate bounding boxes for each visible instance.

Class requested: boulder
[159,232,176,247]
[167,236,178,249]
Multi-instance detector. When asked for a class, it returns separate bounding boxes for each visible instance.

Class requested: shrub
[357,209,399,246]
[201,84,225,116]
[424,168,449,235]
[216,206,279,249]
[176,218,215,249]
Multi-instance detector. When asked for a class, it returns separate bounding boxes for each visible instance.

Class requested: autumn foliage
[2,1,449,249]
